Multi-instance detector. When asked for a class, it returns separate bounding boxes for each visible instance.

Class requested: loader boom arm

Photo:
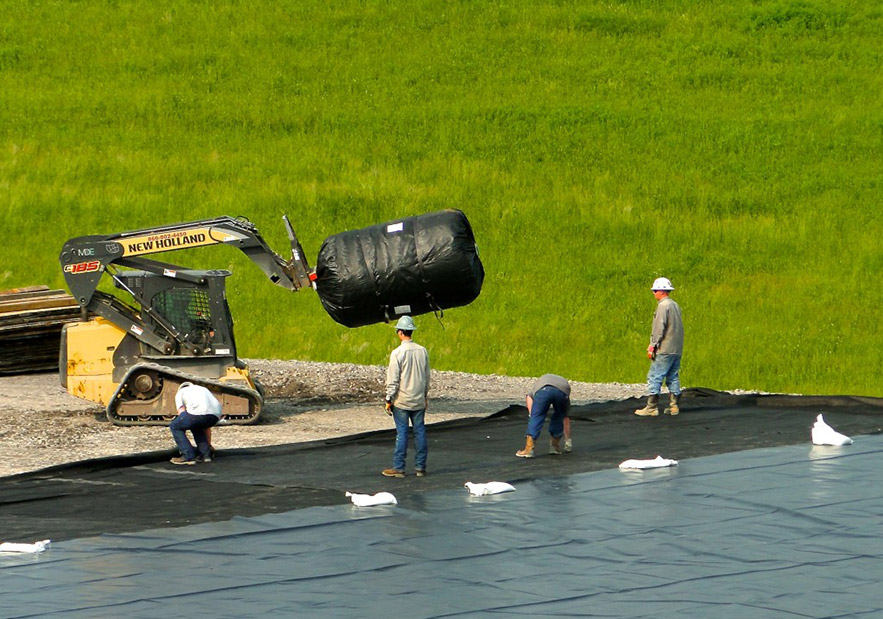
[59,215,313,308]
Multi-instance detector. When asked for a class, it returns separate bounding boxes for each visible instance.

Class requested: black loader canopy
[314,209,484,327]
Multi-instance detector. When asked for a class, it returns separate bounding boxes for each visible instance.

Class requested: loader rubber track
[107,362,263,426]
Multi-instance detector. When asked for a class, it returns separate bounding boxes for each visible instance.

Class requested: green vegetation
[2,0,881,395]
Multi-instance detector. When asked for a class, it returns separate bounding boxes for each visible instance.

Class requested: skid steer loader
[58,215,313,426]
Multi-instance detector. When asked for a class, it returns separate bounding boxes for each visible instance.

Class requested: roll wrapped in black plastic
[314,209,484,328]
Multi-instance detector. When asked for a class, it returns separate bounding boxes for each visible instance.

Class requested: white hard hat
[651,277,674,291]
[395,315,417,331]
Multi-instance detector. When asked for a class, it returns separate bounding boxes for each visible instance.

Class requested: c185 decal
[63,260,102,274]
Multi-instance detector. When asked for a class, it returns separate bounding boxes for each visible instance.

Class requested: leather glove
[385,399,393,416]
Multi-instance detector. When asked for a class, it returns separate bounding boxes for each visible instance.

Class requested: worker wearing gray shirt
[516,374,572,458]
[635,277,684,417]
[382,315,431,478]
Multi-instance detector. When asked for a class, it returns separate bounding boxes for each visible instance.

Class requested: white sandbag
[0,539,50,554]
[464,481,516,496]
[345,491,398,507]
[619,455,678,470]
[811,414,853,446]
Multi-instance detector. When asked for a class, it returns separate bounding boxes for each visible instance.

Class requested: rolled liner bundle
[314,209,484,327]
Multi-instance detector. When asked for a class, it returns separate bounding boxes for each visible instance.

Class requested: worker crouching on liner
[516,374,572,458]
[169,382,223,465]
[382,316,431,478]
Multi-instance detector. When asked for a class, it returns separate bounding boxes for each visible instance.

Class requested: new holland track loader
[58,215,313,426]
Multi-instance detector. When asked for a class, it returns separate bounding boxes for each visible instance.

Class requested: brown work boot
[516,436,535,458]
[170,456,195,466]
[381,468,405,478]
[549,435,564,455]
[634,395,660,417]
[664,393,680,416]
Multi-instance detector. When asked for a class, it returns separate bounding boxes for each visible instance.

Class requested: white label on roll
[387,222,404,233]
[394,305,411,314]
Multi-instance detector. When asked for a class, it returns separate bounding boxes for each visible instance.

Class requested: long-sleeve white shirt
[385,339,430,410]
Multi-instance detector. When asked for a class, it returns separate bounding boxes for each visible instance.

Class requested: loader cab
[114,269,236,357]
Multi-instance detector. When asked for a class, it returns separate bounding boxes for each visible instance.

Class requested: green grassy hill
[2,1,881,394]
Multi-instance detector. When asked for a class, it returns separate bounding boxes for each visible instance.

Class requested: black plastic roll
[314,209,484,327]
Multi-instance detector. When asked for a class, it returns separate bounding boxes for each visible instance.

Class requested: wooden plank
[0,290,79,313]
[0,285,50,295]
[0,287,82,374]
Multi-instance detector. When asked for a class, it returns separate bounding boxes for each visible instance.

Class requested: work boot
[664,393,680,415]
[381,468,405,478]
[564,437,572,453]
[634,395,660,417]
[516,436,536,458]
[549,435,564,455]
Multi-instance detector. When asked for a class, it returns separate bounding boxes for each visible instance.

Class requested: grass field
[2,1,882,395]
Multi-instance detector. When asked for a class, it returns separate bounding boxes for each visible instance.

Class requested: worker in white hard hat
[635,277,684,417]
[382,315,431,478]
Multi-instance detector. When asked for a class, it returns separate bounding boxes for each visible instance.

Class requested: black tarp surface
[1,389,882,542]
[2,436,882,617]
[314,209,484,327]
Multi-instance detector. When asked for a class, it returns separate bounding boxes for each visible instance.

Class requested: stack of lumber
[0,286,82,375]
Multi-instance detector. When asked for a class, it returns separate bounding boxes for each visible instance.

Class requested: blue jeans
[647,354,682,396]
[526,386,569,440]
[170,412,218,460]
[392,406,427,471]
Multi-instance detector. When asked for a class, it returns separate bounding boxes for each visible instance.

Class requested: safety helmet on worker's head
[395,315,417,331]
[651,277,675,291]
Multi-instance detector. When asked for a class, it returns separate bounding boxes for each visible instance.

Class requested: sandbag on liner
[464,481,516,496]
[314,209,484,328]
[619,456,679,470]
[811,414,853,446]
[0,539,50,554]
[345,491,398,507]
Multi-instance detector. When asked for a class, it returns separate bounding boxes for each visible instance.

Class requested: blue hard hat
[395,316,417,331]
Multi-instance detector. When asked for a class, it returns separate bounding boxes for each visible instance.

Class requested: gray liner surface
[2,436,882,618]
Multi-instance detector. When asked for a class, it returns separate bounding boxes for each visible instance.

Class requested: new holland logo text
[123,230,212,256]
[64,260,102,274]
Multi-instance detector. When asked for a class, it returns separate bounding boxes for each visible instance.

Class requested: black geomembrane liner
[1,388,881,541]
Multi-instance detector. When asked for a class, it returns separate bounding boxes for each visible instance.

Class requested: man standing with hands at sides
[169,382,222,465]
[635,277,684,417]
[382,316,431,478]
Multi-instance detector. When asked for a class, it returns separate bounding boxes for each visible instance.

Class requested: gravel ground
[0,359,646,478]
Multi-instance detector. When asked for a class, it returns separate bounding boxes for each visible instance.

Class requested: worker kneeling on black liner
[516,374,571,458]
[169,382,223,465]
